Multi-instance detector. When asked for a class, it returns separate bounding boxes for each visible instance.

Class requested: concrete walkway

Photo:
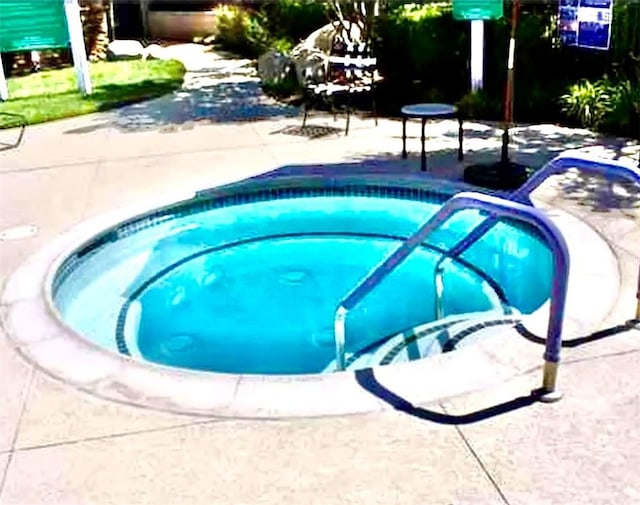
[1,44,639,504]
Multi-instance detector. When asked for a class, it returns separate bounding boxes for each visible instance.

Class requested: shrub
[261,75,301,99]
[212,5,271,58]
[560,80,612,129]
[374,3,469,105]
[259,0,329,46]
[270,37,294,55]
[456,90,502,121]
[560,78,639,137]
[601,80,640,137]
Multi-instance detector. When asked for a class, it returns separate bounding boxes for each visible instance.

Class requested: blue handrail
[335,192,571,395]
[334,151,640,399]
[518,151,640,200]
[443,152,640,262]
[441,152,640,322]
[431,152,640,325]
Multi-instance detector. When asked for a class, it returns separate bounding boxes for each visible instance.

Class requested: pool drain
[279,270,308,285]
[161,334,196,354]
[0,225,38,240]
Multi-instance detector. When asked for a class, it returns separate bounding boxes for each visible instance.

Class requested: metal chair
[301,41,380,136]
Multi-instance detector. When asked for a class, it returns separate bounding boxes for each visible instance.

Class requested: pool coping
[0,171,622,418]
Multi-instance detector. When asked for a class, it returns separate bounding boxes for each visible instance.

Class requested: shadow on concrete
[414,125,640,210]
[355,367,543,425]
[352,147,467,179]
[552,171,640,213]
[516,320,639,348]
[64,82,299,135]
[63,64,299,135]
[246,157,441,182]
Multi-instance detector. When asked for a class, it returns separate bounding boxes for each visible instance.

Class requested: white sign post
[64,0,92,95]
[0,54,9,101]
[470,20,484,92]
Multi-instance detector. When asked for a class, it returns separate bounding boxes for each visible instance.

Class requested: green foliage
[372,0,638,138]
[212,1,328,58]
[601,80,640,137]
[456,90,501,120]
[560,80,612,129]
[560,79,639,136]
[259,0,329,46]
[394,2,450,22]
[212,5,271,58]
[0,59,186,127]
[261,75,302,99]
[375,2,468,104]
[609,1,640,81]
[270,37,295,54]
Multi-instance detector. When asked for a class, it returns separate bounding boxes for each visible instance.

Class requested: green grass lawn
[0,58,186,128]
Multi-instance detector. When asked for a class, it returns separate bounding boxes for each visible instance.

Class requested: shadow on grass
[0,79,183,133]
[61,80,185,134]
[93,80,182,111]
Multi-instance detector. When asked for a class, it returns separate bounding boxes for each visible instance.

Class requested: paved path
[112,43,299,132]
[0,44,639,505]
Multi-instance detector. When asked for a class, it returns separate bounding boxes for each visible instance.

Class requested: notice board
[559,0,614,50]
[0,0,69,52]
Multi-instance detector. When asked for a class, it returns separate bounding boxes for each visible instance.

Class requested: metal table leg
[458,116,464,161]
[421,118,427,172]
[401,116,407,159]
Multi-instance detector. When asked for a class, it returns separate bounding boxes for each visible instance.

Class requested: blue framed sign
[559,0,614,50]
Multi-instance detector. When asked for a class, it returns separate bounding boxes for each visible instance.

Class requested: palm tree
[80,0,111,61]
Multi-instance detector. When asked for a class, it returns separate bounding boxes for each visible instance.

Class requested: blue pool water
[53,188,553,374]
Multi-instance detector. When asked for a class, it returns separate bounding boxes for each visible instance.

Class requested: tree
[327,1,387,43]
[79,0,111,61]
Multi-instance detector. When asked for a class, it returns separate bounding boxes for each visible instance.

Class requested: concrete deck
[1,44,639,504]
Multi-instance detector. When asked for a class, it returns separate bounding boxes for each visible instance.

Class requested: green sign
[0,0,69,52]
[453,0,504,21]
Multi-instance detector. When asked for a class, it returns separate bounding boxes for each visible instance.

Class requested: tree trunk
[79,0,111,61]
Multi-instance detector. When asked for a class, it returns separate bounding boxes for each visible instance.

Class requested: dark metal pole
[500,0,520,166]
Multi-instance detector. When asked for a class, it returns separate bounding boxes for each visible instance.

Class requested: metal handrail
[524,152,640,322]
[435,152,640,323]
[429,153,640,327]
[334,151,640,398]
[334,191,571,398]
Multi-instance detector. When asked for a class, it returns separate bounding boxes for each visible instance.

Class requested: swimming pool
[52,182,553,375]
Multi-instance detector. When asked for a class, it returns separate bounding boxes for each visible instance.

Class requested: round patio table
[401,103,464,172]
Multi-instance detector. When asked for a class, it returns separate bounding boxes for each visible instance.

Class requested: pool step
[323,310,522,372]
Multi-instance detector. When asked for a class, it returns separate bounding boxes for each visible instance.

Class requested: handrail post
[333,191,570,402]
[516,152,640,326]
[445,193,570,403]
[334,306,348,371]
[332,151,637,396]
[434,259,446,320]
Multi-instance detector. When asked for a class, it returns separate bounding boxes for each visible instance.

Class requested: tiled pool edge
[0,174,622,419]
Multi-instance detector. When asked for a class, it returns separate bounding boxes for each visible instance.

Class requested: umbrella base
[463,161,529,191]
